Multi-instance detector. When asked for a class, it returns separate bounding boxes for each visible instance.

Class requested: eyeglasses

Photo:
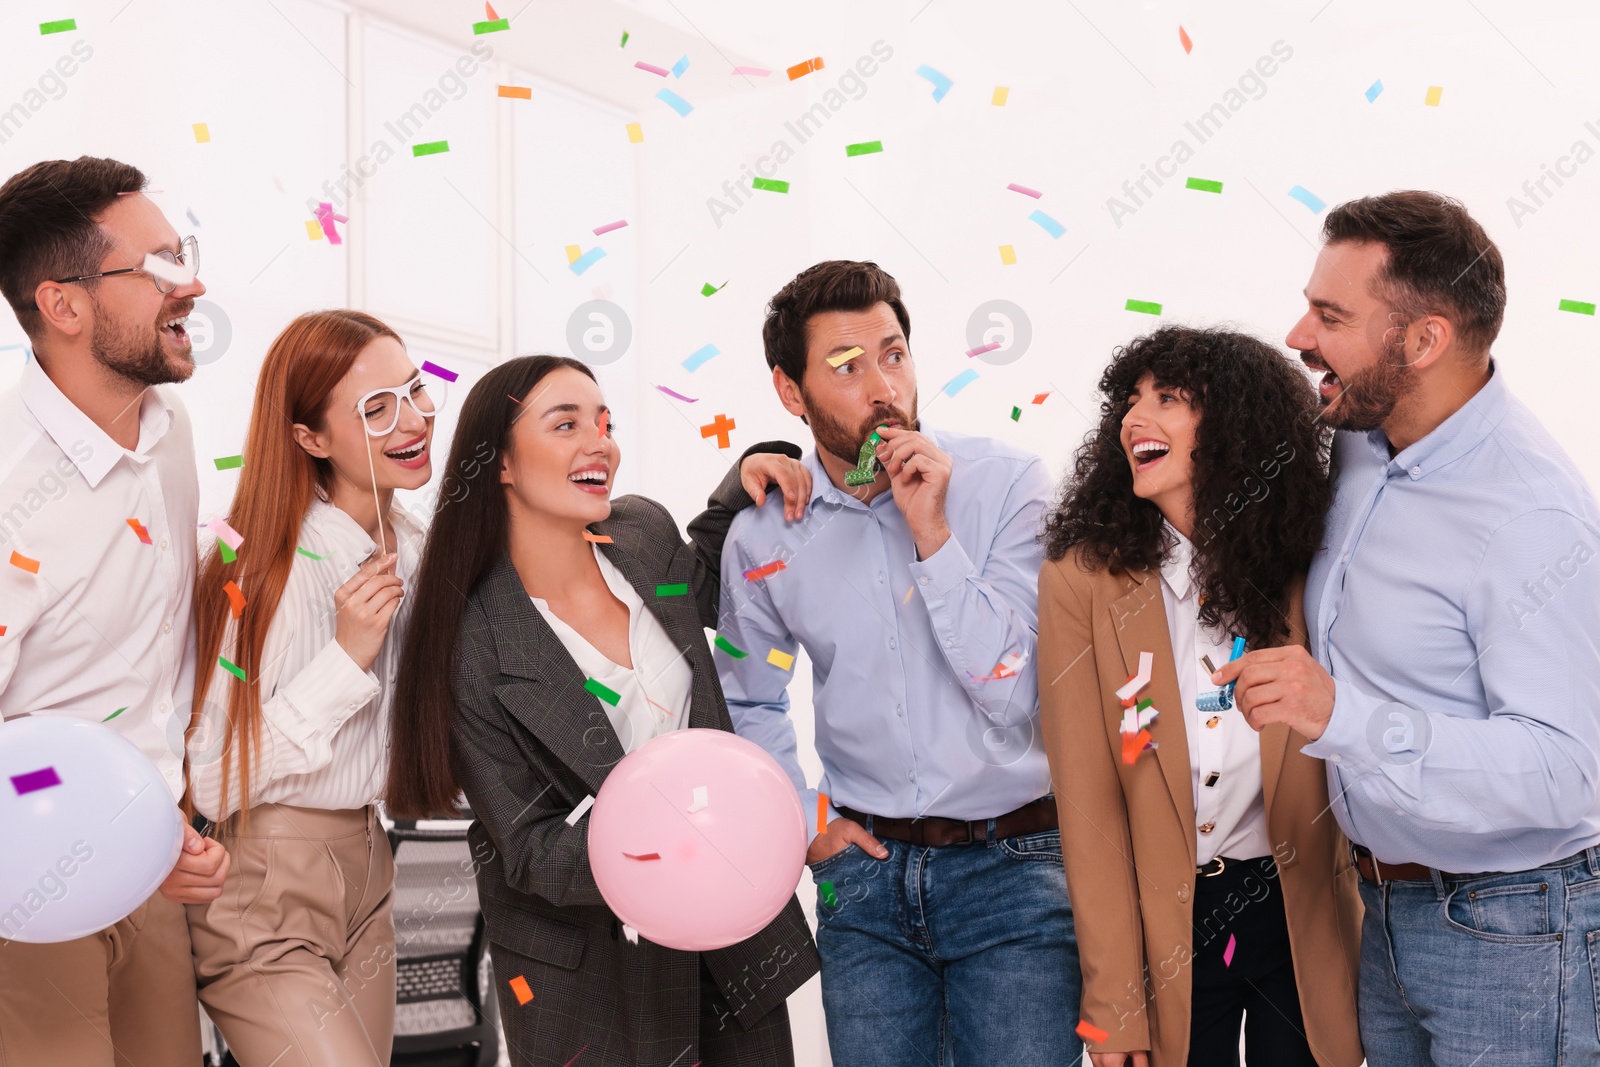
[356,370,449,438]
[50,235,200,296]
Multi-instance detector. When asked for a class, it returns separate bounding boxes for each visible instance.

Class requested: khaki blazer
[1038,547,1362,1067]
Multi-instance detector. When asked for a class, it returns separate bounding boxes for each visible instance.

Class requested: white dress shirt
[530,546,693,755]
[0,360,197,801]
[187,496,424,821]
[1157,525,1271,865]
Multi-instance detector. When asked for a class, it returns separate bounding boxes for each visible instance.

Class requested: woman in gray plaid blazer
[388,355,820,1066]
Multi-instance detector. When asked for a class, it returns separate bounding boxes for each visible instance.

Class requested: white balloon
[0,716,185,943]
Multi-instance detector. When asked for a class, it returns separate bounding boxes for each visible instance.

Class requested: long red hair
[187,309,402,822]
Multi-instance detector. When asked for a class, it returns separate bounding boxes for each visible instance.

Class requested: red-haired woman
[183,309,439,1064]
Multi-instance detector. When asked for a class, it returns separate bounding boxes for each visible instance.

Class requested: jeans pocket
[998,829,1063,862]
[808,842,861,876]
[1443,878,1558,943]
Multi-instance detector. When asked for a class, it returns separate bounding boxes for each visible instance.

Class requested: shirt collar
[1158,522,1194,600]
[1368,359,1507,481]
[305,494,427,559]
[803,423,943,511]
[20,359,173,488]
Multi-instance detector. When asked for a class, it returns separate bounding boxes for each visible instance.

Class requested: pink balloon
[587,728,807,951]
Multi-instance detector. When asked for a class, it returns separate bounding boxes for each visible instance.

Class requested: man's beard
[803,389,919,467]
[89,295,194,388]
[1320,340,1417,432]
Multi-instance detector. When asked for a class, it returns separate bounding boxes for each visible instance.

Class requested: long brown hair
[187,309,402,821]
[386,355,596,818]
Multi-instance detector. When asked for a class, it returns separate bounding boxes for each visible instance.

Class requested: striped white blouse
[187,496,424,821]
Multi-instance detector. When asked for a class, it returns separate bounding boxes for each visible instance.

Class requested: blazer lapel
[592,503,728,734]
[479,555,627,799]
[1109,569,1197,868]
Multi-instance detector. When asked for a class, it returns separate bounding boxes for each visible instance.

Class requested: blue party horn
[1197,636,1247,712]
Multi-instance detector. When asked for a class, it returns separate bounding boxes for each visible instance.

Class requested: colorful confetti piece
[593,219,628,236]
[670,54,690,78]
[998,244,1017,265]
[786,57,824,80]
[1010,406,1021,422]
[1076,1020,1110,1044]
[1032,392,1050,404]
[10,767,61,795]
[1558,299,1596,315]
[1179,25,1193,53]
[498,85,533,99]
[941,368,979,397]
[569,247,607,275]
[1365,79,1384,103]
[991,86,1009,106]
[584,678,622,706]
[1125,299,1163,316]
[700,281,726,296]
[767,648,795,671]
[656,89,693,117]
[625,122,644,143]
[817,792,829,832]
[1287,185,1326,214]
[1007,182,1042,198]
[682,343,720,372]
[295,546,328,560]
[624,852,662,860]
[1424,85,1443,107]
[845,140,884,157]
[564,794,595,825]
[412,140,450,157]
[655,583,689,597]
[126,518,152,544]
[820,882,838,906]
[1028,209,1065,238]
[581,531,614,544]
[714,635,748,658]
[751,177,789,193]
[224,580,246,619]
[9,551,39,574]
[635,61,669,77]
[192,123,211,143]
[101,707,125,722]
[655,385,699,403]
[1224,933,1237,967]
[743,560,786,581]
[965,342,1002,358]
[688,786,708,812]
[39,19,77,35]
[509,975,534,1005]
[915,64,952,103]
[1186,177,1223,194]
[218,655,247,683]
[213,454,244,470]
[699,414,736,448]
[827,346,865,368]
[473,18,510,33]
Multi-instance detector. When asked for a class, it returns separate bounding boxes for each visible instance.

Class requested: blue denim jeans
[807,820,1082,1067]
[1358,847,1600,1066]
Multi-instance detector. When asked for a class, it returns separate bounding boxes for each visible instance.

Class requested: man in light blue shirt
[1214,191,1600,1064]
[713,260,1081,1066]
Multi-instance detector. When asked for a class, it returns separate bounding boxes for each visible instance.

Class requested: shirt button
[907,770,915,781]
[1411,465,1421,476]
[158,539,168,550]
[877,572,884,583]
[896,704,904,716]
[1330,754,1342,763]
[919,576,929,586]
[158,703,168,713]
[162,622,172,634]
[1198,821,1216,835]
[944,640,953,649]
[889,638,897,650]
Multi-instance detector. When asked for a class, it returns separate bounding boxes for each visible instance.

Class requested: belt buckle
[1352,842,1382,886]
[1196,857,1227,878]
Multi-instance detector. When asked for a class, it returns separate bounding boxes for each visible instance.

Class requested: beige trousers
[188,803,395,1067]
[0,888,202,1066]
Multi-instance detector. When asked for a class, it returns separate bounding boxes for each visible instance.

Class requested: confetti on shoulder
[743,560,786,582]
[584,677,622,706]
[714,634,747,659]
[655,582,688,597]
[420,360,459,382]
[582,530,614,544]
[767,647,795,671]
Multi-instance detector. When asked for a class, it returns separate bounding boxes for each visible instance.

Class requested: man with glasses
[0,156,226,1065]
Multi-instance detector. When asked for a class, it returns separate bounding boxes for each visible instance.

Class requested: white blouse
[187,496,424,821]
[530,545,693,754]
[1157,525,1271,866]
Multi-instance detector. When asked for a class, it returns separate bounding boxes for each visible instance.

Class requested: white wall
[3,1,1598,1062]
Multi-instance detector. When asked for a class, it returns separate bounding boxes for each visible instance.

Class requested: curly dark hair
[1042,325,1332,648]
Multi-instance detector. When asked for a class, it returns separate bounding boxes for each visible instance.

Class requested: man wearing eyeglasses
[0,156,225,1066]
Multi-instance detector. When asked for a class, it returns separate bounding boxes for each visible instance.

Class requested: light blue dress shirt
[1303,363,1600,873]
[715,426,1052,838]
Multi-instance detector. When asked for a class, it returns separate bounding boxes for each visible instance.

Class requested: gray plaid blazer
[450,444,818,1066]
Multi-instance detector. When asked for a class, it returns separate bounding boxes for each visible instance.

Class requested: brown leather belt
[1353,844,1456,885]
[835,796,1057,847]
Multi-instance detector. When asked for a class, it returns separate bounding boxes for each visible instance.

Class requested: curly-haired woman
[1037,326,1363,1067]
